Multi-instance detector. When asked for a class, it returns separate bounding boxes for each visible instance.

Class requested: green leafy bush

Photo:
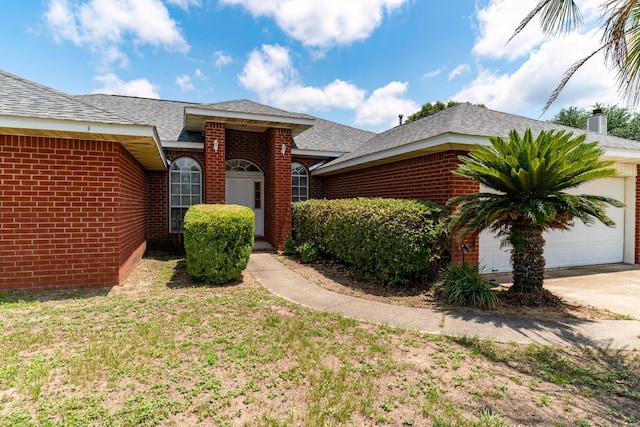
[298,241,317,263]
[293,198,450,285]
[435,263,498,309]
[184,204,254,284]
[283,236,297,255]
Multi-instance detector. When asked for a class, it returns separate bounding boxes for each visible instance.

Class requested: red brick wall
[204,122,225,204]
[116,146,148,283]
[226,129,266,171]
[265,128,292,250]
[0,134,144,290]
[321,150,479,264]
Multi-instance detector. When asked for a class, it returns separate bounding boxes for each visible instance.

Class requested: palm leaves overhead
[513,0,640,114]
[448,129,623,293]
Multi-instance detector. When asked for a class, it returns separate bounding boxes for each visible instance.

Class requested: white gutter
[291,148,345,158]
[162,141,205,150]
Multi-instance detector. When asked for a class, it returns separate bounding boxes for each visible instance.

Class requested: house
[1,69,639,290]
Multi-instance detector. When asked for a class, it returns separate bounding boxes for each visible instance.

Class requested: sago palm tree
[512,0,640,113]
[447,129,624,294]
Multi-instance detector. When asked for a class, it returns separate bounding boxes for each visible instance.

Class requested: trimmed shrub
[184,204,254,284]
[283,236,297,255]
[435,263,498,309]
[293,198,450,285]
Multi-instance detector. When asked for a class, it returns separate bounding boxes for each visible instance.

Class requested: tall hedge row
[184,204,254,284]
[292,198,450,285]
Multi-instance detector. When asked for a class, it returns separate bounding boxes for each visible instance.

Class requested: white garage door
[479,178,625,273]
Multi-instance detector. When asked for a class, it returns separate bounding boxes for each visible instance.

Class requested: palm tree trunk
[510,228,545,294]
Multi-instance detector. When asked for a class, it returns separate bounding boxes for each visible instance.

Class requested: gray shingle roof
[76,94,201,142]
[198,99,314,121]
[320,103,640,170]
[0,70,134,125]
[76,95,369,152]
[293,117,376,152]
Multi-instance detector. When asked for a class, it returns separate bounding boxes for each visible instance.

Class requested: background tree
[405,101,485,123]
[549,106,588,129]
[551,103,640,140]
[448,129,623,294]
[513,0,640,113]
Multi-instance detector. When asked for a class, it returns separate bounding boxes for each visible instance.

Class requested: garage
[479,177,627,273]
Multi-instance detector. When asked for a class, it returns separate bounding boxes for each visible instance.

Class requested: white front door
[226,176,264,236]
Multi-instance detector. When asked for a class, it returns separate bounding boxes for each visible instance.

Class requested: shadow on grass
[165,259,244,289]
[452,334,640,425]
[0,286,112,304]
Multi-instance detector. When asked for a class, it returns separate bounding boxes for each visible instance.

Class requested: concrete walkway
[247,253,640,350]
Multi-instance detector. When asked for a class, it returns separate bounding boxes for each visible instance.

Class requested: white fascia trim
[0,115,156,138]
[162,141,205,150]
[313,133,487,175]
[291,148,344,158]
[0,115,168,169]
[185,106,316,127]
[602,148,640,161]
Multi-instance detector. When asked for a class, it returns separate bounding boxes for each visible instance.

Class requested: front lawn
[0,254,638,426]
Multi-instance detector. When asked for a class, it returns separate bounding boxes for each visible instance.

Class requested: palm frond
[448,129,623,241]
[509,0,582,44]
[542,48,604,115]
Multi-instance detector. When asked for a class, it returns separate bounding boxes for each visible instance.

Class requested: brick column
[204,122,225,204]
[265,128,292,251]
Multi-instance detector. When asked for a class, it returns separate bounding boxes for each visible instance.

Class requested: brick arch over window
[291,162,308,202]
[169,157,202,233]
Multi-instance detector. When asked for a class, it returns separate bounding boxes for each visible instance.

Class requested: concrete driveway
[486,264,640,319]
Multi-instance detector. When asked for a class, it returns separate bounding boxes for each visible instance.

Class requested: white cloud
[423,67,444,79]
[176,69,206,91]
[448,64,470,81]
[214,51,233,70]
[239,45,364,110]
[219,0,408,48]
[45,0,189,68]
[176,74,194,91]
[165,0,201,10]
[92,73,160,98]
[238,44,417,129]
[455,29,620,117]
[355,82,420,128]
[239,45,296,93]
[472,0,544,61]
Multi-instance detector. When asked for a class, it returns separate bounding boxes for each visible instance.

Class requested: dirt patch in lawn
[2,254,638,427]
[276,255,625,321]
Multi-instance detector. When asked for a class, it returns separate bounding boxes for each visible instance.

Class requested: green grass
[0,256,638,426]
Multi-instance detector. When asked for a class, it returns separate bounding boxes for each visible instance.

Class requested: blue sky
[0,0,625,132]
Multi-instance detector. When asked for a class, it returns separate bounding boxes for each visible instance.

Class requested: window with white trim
[291,162,308,202]
[170,157,202,233]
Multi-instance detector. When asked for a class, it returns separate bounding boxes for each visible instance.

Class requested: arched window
[291,162,308,202]
[225,159,262,172]
[170,157,201,233]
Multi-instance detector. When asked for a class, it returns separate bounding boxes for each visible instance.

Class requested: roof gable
[316,104,640,174]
